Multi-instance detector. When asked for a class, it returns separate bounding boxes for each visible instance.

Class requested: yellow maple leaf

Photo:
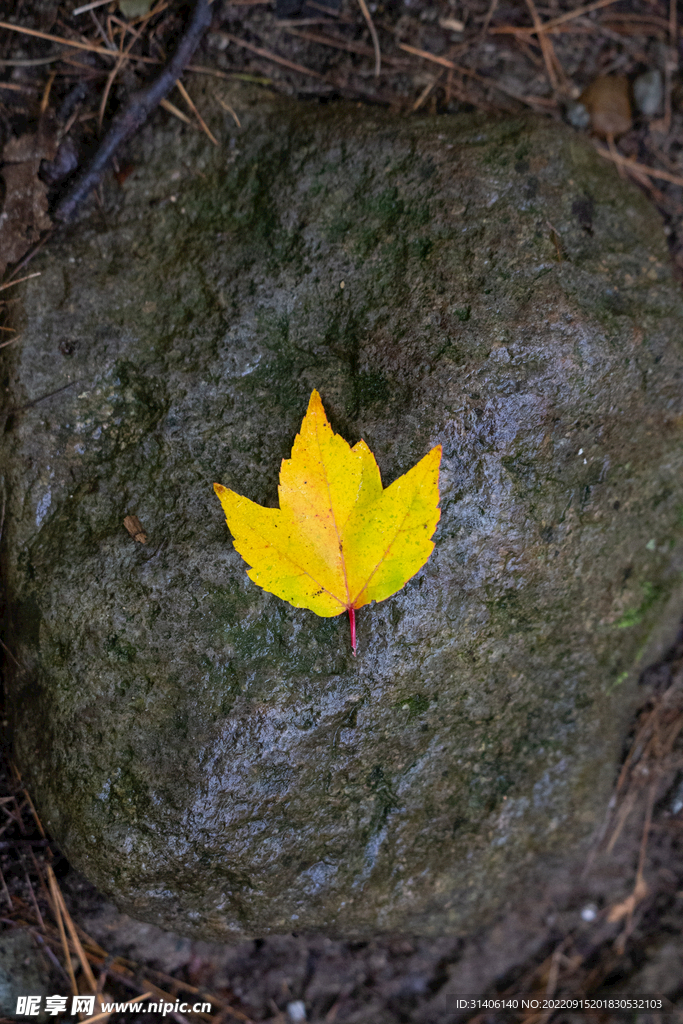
[214,390,441,653]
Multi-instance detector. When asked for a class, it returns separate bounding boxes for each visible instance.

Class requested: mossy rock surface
[3,85,683,940]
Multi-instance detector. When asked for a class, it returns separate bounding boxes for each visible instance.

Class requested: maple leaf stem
[348,606,357,656]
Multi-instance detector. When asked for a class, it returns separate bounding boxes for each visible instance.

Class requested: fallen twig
[356,0,381,77]
[524,0,565,93]
[0,20,136,59]
[218,32,324,79]
[175,78,218,145]
[0,272,42,292]
[47,868,79,998]
[489,0,621,36]
[160,96,192,124]
[214,94,242,128]
[282,27,408,68]
[398,43,557,111]
[54,0,213,222]
[83,992,152,1024]
[595,145,683,188]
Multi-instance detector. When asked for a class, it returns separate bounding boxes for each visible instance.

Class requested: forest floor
[2,0,683,1021]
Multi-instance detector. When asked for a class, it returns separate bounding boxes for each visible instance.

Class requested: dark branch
[54,0,213,223]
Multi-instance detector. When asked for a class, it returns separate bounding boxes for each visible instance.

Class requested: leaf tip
[308,388,324,413]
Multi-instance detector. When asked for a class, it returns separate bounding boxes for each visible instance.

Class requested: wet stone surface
[3,84,683,941]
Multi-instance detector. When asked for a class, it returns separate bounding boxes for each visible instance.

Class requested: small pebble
[566,102,590,129]
[579,75,632,138]
[287,1002,307,1023]
[119,0,153,15]
[633,69,663,117]
[670,775,683,815]
[439,15,465,31]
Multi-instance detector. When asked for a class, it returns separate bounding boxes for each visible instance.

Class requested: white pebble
[633,70,663,117]
[580,903,598,922]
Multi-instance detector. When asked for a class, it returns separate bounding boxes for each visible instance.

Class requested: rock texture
[0,931,51,1017]
[3,85,683,940]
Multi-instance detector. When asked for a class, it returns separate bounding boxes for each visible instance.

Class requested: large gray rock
[3,84,683,940]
